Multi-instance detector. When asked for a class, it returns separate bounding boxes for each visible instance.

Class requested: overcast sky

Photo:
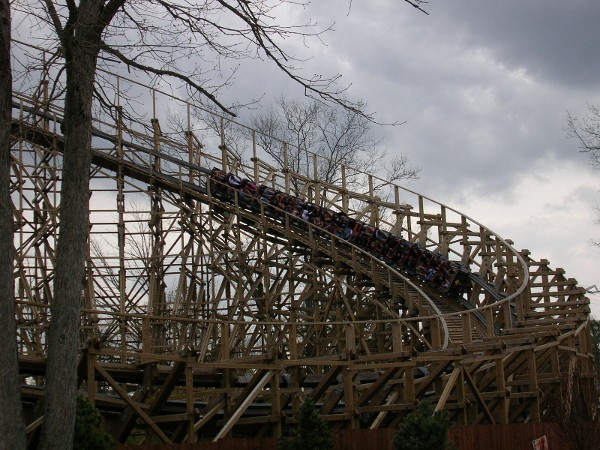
[220,1,600,316]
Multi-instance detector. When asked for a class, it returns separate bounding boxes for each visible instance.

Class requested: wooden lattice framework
[10,41,594,444]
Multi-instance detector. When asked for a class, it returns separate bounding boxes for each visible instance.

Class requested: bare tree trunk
[0,1,27,449]
[38,3,102,448]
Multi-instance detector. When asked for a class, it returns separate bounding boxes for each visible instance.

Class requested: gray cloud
[429,1,600,89]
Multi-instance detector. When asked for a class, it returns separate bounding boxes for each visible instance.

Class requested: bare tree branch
[250,96,419,195]
[101,41,236,116]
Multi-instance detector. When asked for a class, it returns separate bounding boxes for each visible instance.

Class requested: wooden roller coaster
[10,41,594,444]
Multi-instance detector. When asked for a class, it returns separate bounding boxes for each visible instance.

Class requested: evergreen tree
[73,395,116,450]
[279,398,334,450]
[393,402,453,450]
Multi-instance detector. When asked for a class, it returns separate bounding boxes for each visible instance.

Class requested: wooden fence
[448,423,568,450]
[120,423,572,450]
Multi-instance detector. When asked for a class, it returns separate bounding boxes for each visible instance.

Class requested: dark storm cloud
[429,1,600,89]
[287,1,596,194]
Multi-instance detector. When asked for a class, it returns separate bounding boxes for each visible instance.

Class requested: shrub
[393,402,453,450]
[74,394,116,450]
[278,398,334,450]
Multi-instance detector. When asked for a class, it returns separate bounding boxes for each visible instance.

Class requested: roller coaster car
[296,202,308,220]
[316,208,337,234]
[334,211,350,227]
[416,252,435,279]
[207,168,471,299]
[287,198,308,227]
[403,245,421,273]
[439,264,458,293]
[331,212,350,238]
[360,225,376,248]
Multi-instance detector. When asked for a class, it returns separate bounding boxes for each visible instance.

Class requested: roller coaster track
[10,41,594,444]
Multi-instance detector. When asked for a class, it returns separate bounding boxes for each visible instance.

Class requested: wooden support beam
[310,365,344,402]
[146,359,187,416]
[368,390,400,429]
[343,368,358,428]
[357,367,401,407]
[463,368,496,424]
[434,366,461,413]
[415,360,454,398]
[94,363,173,444]
[182,398,225,442]
[213,371,274,442]
[185,356,196,443]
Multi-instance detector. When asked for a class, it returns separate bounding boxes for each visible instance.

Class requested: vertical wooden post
[394,185,403,236]
[392,322,403,353]
[418,195,426,246]
[368,174,377,226]
[116,105,127,357]
[41,79,49,131]
[148,116,165,353]
[462,313,472,345]
[221,322,232,414]
[283,142,290,193]
[272,369,282,438]
[252,129,259,182]
[343,367,357,429]
[485,307,495,338]
[430,317,441,350]
[345,323,356,356]
[404,366,415,404]
[186,354,196,443]
[341,165,348,212]
[312,153,320,205]
[528,348,540,421]
[439,206,448,254]
[495,356,508,424]
[220,117,227,171]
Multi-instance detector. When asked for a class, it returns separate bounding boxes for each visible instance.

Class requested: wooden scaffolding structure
[9,41,594,444]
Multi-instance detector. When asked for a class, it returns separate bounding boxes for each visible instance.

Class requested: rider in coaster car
[309,206,324,228]
[300,203,313,221]
[383,235,401,263]
[210,168,227,195]
[257,185,276,206]
[357,224,375,248]
[225,173,242,200]
[370,228,389,256]
[289,198,305,218]
[226,173,242,187]
[241,179,258,198]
